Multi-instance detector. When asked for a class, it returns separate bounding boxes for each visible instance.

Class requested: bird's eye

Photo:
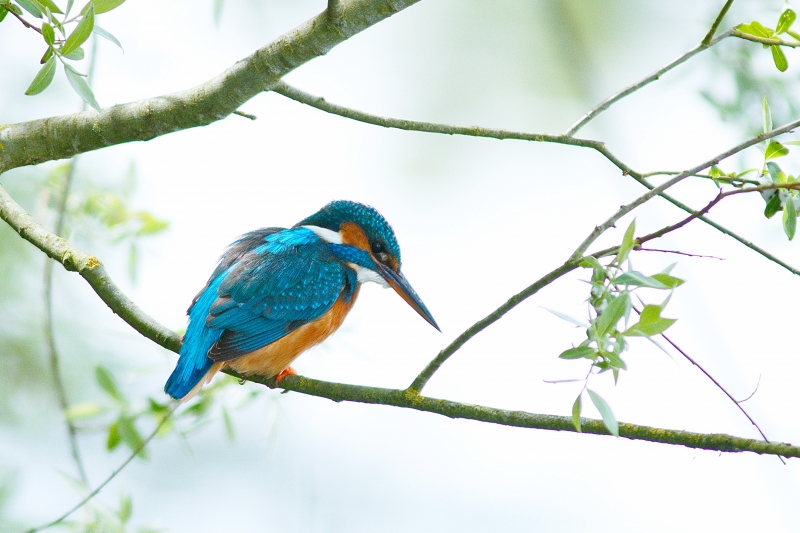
[371,241,386,255]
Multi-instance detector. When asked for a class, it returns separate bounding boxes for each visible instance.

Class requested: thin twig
[702,0,735,45]
[2,5,43,34]
[232,110,257,120]
[635,247,725,260]
[271,81,639,177]
[42,34,100,488]
[737,375,761,403]
[571,118,800,260]
[658,333,785,465]
[732,29,800,48]
[564,29,734,136]
[22,404,178,533]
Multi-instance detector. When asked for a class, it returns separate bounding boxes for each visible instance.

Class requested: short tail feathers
[164,273,229,400]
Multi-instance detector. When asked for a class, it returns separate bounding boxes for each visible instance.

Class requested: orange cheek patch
[340,222,370,251]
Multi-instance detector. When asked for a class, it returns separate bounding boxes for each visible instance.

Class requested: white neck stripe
[302,225,343,244]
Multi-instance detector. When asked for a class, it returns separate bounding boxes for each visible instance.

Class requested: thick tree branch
[0,0,423,173]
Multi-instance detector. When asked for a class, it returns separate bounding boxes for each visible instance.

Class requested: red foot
[275,367,297,383]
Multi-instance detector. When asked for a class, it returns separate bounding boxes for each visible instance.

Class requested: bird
[164,200,439,401]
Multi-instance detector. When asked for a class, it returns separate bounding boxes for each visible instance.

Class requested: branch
[564,29,734,136]
[702,0,735,45]
[271,81,638,177]
[247,373,800,459]
[0,185,182,352]
[732,29,800,48]
[0,0,423,173]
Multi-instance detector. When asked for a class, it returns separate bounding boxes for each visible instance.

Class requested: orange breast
[224,285,360,378]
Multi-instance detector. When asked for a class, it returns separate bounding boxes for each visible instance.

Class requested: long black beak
[379,265,440,331]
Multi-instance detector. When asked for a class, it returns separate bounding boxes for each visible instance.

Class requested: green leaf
[579,256,604,271]
[63,46,84,60]
[117,416,147,458]
[571,395,582,433]
[64,63,101,111]
[65,402,104,420]
[777,9,797,34]
[651,273,685,288]
[37,0,61,13]
[24,56,56,95]
[596,292,630,337]
[765,193,782,218]
[107,421,121,451]
[623,305,677,337]
[222,406,235,442]
[767,161,785,183]
[613,271,670,289]
[136,211,168,235]
[16,0,43,17]
[544,307,587,327]
[739,20,775,38]
[765,141,789,160]
[84,0,125,14]
[763,96,773,134]
[95,365,125,403]
[788,29,800,41]
[0,7,7,23]
[42,21,54,44]
[616,219,636,264]
[93,24,122,50]
[61,3,94,56]
[5,3,22,16]
[118,493,132,524]
[771,45,789,72]
[40,46,53,64]
[783,196,797,240]
[558,346,598,360]
[587,390,619,437]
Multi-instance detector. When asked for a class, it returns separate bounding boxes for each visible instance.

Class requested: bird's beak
[379,265,440,331]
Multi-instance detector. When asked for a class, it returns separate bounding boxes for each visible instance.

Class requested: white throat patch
[302,225,343,244]
[349,263,389,288]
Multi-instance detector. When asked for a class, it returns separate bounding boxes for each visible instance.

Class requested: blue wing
[164,227,354,399]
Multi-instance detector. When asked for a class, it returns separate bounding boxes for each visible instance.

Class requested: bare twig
[22,404,178,533]
[702,0,735,45]
[737,375,761,403]
[564,29,734,136]
[2,5,43,34]
[635,247,725,260]
[232,110,257,120]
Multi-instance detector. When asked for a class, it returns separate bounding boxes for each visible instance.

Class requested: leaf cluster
[738,8,798,72]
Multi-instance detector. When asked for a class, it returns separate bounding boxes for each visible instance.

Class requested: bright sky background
[2,0,800,531]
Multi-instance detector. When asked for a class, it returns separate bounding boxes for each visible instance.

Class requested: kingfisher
[164,200,439,401]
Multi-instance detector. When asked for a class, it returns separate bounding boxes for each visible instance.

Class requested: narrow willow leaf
[24,56,56,95]
[543,307,587,327]
[65,402,104,420]
[613,271,670,290]
[94,24,123,51]
[222,406,236,442]
[763,96,773,134]
[765,194,782,218]
[623,305,677,337]
[107,421,121,450]
[39,46,52,64]
[0,7,7,23]
[651,273,685,288]
[765,141,789,160]
[61,3,94,56]
[64,63,101,111]
[558,346,597,360]
[788,29,800,41]
[777,9,797,34]
[63,46,84,60]
[616,219,636,264]
[738,21,774,38]
[117,415,147,458]
[783,196,797,240]
[571,395,582,433]
[86,0,125,14]
[95,365,125,403]
[596,292,630,337]
[587,390,619,437]
[767,161,785,183]
[16,0,43,17]
[42,21,54,44]
[579,256,604,271]
[119,493,133,524]
[771,45,789,72]
[38,0,61,12]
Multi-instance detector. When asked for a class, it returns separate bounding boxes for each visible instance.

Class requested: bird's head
[296,200,439,331]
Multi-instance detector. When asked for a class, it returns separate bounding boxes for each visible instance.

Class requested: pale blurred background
[2,0,800,531]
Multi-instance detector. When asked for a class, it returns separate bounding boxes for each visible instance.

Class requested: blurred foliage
[0,0,126,110]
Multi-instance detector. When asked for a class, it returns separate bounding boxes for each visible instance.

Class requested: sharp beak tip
[382,266,441,333]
